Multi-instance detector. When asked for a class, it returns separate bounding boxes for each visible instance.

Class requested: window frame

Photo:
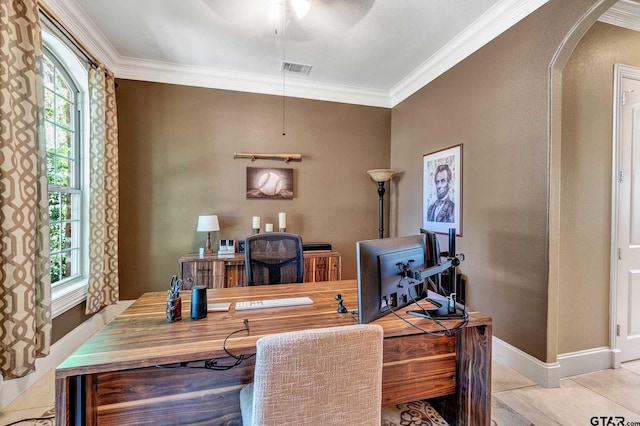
[42,30,91,318]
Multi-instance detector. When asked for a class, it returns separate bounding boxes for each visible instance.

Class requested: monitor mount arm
[397,252,465,316]
[408,253,464,285]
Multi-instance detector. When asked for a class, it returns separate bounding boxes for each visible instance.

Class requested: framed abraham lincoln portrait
[423,144,462,236]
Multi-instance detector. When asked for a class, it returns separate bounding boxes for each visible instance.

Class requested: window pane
[55,72,71,100]
[60,193,72,220]
[61,248,79,280]
[55,157,70,186]
[49,191,60,221]
[62,251,72,279]
[46,154,56,185]
[50,253,62,283]
[45,121,56,152]
[56,98,71,128]
[49,221,62,252]
[56,127,72,158]
[64,222,72,249]
[43,57,55,90]
[44,90,55,121]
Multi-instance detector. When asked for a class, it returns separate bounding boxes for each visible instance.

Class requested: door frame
[610,63,640,367]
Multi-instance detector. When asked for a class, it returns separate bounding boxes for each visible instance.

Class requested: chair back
[242,324,383,425]
[245,232,304,285]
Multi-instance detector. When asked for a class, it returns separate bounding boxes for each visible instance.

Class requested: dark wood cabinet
[178,257,225,289]
[178,252,341,288]
[304,251,341,282]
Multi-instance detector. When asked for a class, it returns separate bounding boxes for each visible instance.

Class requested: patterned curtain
[0,0,52,379]
[85,67,119,314]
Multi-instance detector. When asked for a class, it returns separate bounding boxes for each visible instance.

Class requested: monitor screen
[356,235,428,324]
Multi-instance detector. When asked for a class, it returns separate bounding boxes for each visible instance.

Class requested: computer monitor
[420,228,441,292]
[356,235,428,324]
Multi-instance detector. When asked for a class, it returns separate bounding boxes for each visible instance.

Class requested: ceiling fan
[201,0,376,41]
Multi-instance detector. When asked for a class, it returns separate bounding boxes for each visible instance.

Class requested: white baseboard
[556,346,617,377]
[0,300,134,410]
[492,336,617,388]
[492,336,561,388]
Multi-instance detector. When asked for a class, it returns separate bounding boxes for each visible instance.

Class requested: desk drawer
[88,361,254,425]
[382,333,456,405]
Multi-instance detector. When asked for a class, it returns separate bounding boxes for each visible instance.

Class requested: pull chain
[282,3,286,136]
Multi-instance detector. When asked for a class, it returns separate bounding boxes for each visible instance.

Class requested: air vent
[281,61,313,75]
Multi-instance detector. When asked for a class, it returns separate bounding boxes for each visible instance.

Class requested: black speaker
[190,286,207,320]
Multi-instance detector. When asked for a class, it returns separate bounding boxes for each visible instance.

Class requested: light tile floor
[1,359,640,425]
[0,369,55,425]
[491,359,640,426]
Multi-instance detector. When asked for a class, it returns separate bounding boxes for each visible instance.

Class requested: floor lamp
[367,169,396,239]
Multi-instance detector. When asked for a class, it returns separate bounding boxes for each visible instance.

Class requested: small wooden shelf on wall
[233,152,302,163]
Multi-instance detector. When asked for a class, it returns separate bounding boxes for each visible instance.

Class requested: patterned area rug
[1,406,55,426]
[3,399,531,426]
[382,400,449,426]
[381,396,535,426]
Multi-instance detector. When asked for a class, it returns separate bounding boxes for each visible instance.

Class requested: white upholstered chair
[239,324,383,426]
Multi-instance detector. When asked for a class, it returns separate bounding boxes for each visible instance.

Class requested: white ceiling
[42,0,638,107]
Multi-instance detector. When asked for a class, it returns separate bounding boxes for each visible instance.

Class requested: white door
[613,64,640,362]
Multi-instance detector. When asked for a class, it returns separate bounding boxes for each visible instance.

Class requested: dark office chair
[244,232,304,285]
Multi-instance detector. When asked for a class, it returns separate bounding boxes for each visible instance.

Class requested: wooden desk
[55,280,491,425]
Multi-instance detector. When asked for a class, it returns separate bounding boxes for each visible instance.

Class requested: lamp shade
[367,169,396,183]
[197,215,220,232]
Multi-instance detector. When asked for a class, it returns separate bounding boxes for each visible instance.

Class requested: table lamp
[367,169,396,239]
[197,215,220,254]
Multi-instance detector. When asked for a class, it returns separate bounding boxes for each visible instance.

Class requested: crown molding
[389,0,550,106]
[39,0,390,107]
[598,0,640,32]
[40,0,120,70]
[41,0,548,108]
[116,58,392,108]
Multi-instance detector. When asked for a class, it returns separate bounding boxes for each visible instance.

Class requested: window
[42,31,90,317]
[43,50,81,286]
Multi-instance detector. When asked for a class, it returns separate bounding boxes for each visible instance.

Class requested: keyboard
[234,297,313,311]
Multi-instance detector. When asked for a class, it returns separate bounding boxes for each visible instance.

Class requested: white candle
[252,216,260,229]
[265,223,274,233]
[278,212,287,229]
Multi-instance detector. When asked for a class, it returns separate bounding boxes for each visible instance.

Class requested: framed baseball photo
[246,167,294,199]
[423,144,462,236]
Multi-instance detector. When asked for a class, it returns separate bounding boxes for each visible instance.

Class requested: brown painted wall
[52,303,88,344]
[389,0,600,362]
[559,22,640,353]
[116,80,391,300]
